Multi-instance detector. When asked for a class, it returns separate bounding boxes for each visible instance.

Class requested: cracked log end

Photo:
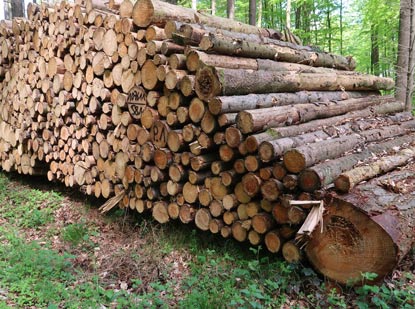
[195,66,221,101]
[305,199,397,285]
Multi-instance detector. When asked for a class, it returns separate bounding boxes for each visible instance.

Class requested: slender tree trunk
[257,0,262,27]
[192,0,197,10]
[11,0,24,18]
[371,24,379,75]
[340,0,343,55]
[396,0,411,108]
[211,0,216,16]
[327,9,332,53]
[406,0,415,108]
[286,0,291,29]
[227,0,235,19]
[249,0,256,26]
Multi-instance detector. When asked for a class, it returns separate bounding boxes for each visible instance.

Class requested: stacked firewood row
[0,0,414,283]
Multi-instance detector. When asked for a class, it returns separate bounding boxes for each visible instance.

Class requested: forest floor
[0,171,413,308]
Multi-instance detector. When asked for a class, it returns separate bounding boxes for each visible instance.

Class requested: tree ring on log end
[132,0,155,27]
[298,170,321,192]
[305,199,397,285]
[127,86,147,121]
[283,149,306,173]
[195,66,222,101]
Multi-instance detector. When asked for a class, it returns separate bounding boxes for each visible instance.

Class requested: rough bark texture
[236,95,396,134]
[195,66,394,101]
[298,133,415,192]
[306,163,415,284]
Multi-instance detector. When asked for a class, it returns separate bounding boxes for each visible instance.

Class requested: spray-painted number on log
[150,121,170,148]
[127,86,147,120]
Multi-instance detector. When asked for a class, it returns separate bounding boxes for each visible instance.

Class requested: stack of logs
[0,0,413,285]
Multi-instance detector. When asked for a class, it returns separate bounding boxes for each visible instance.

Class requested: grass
[0,171,413,308]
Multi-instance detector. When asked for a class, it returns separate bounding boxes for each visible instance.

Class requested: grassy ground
[0,171,413,308]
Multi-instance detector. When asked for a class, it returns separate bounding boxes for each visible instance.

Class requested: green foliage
[61,222,96,247]
[0,173,63,228]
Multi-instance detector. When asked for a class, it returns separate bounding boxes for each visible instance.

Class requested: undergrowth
[0,171,413,308]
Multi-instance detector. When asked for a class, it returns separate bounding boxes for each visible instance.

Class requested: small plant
[61,222,93,247]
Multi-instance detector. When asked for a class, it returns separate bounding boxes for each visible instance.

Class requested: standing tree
[192,0,197,10]
[227,0,235,20]
[396,0,414,111]
[211,0,216,15]
[11,0,24,18]
[249,0,256,25]
[286,0,291,29]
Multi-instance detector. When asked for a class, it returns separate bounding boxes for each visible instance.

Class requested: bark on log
[334,144,415,192]
[236,95,396,134]
[306,163,415,284]
[250,102,406,141]
[259,115,415,162]
[208,91,376,115]
[195,66,394,101]
[298,134,415,192]
[199,34,356,71]
[283,123,415,173]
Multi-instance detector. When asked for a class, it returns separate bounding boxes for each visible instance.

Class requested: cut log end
[283,150,306,174]
[132,0,155,27]
[334,174,352,193]
[298,170,321,192]
[195,66,221,101]
[305,199,397,285]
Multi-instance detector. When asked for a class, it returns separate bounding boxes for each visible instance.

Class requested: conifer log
[283,124,415,173]
[306,164,415,284]
[259,116,415,162]
[334,144,415,192]
[195,66,394,101]
[298,133,415,192]
[236,95,396,134]
[199,34,356,70]
[208,91,375,115]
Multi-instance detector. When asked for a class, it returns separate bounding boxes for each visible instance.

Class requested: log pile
[0,0,413,284]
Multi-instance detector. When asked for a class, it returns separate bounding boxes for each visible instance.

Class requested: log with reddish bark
[306,163,415,284]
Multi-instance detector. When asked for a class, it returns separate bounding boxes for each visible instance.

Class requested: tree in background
[227,0,235,19]
[396,0,414,110]
[249,0,256,25]
[11,0,24,18]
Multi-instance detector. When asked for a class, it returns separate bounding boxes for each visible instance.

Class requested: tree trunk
[306,163,415,285]
[298,133,415,192]
[227,0,235,19]
[11,0,24,18]
[199,34,356,71]
[249,0,256,26]
[211,0,216,16]
[395,0,411,108]
[283,124,415,173]
[195,67,393,101]
[236,95,396,134]
[253,101,405,140]
[335,144,415,192]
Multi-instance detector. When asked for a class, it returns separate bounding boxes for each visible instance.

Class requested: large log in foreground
[306,163,415,284]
